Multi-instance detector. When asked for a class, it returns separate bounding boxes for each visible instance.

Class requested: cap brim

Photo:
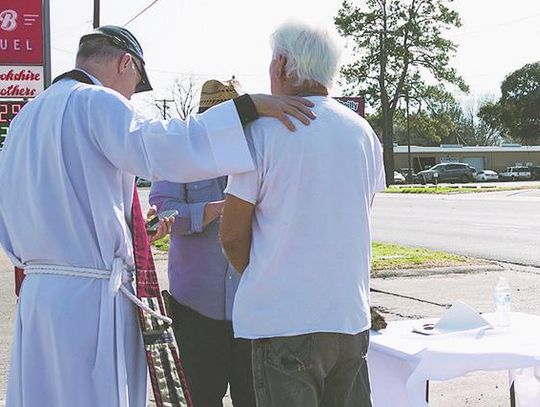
[135,65,152,93]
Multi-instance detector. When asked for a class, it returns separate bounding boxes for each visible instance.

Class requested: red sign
[0,66,43,97]
[0,0,43,64]
[334,97,365,117]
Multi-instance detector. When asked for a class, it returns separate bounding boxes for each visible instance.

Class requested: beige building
[394,144,540,173]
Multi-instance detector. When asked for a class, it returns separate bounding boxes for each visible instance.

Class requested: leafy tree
[370,87,459,146]
[368,91,506,147]
[335,0,468,183]
[478,62,540,145]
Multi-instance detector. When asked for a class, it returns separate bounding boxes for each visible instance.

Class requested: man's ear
[277,54,288,80]
[118,53,132,74]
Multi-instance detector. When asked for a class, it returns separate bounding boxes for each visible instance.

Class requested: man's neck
[75,61,112,88]
[72,68,102,86]
[288,83,329,97]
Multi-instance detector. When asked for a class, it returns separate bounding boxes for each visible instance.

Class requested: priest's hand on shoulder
[250,94,316,131]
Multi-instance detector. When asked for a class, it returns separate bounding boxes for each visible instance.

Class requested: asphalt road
[140,184,540,266]
[372,185,540,267]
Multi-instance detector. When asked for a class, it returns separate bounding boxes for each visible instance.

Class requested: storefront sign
[334,97,365,117]
[0,66,43,97]
[0,0,43,65]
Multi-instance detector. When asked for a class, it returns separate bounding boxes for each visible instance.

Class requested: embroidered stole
[131,187,192,407]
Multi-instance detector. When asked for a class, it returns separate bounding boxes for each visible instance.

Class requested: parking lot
[395,163,539,185]
[396,179,540,188]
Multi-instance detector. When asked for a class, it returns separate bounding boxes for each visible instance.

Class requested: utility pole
[155,99,175,119]
[42,0,52,89]
[93,0,100,28]
[374,25,395,186]
[406,87,412,183]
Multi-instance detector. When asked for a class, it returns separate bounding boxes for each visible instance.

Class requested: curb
[372,263,504,279]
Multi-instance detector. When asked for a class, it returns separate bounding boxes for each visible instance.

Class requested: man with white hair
[221,21,385,406]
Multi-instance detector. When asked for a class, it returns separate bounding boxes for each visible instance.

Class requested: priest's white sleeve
[87,87,254,182]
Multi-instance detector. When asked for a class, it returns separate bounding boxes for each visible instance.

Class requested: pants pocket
[263,334,313,375]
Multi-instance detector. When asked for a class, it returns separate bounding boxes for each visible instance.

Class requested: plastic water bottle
[494,277,511,327]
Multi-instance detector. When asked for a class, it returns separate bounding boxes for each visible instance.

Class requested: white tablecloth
[368,312,540,406]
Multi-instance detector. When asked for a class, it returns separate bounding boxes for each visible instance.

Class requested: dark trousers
[170,299,256,407]
[251,331,372,407]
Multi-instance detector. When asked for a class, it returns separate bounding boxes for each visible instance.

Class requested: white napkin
[413,301,492,335]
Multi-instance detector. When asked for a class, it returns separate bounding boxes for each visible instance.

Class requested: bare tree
[461,95,505,146]
[171,77,200,120]
[153,76,200,120]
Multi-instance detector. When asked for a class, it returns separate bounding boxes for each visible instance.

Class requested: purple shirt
[149,177,241,320]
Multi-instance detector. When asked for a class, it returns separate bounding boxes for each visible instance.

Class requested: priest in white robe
[0,25,313,407]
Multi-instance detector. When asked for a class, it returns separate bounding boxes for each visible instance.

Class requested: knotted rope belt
[24,258,172,324]
[21,255,191,407]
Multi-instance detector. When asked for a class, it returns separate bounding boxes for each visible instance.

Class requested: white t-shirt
[226,96,386,339]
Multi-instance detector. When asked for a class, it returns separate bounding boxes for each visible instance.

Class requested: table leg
[510,383,516,407]
[422,379,515,406]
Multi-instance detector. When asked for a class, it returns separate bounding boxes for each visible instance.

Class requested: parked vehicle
[528,166,540,180]
[394,171,406,184]
[136,177,152,187]
[498,167,532,181]
[416,163,476,184]
[399,168,416,183]
[474,170,499,182]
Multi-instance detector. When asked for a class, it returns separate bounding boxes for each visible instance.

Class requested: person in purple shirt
[149,79,255,407]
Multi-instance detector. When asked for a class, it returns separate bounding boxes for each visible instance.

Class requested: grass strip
[372,242,467,270]
[386,185,538,194]
[153,238,468,272]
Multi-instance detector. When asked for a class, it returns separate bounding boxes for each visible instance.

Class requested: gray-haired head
[270,21,342,89]
[77,25,152,93]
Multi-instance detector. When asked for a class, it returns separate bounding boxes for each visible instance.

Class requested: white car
[474,170,499,182]
[499,167,532,181]
[394,171,406,184]
[136,178,152,187]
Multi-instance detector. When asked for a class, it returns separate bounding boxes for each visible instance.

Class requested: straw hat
[198,78,244,113]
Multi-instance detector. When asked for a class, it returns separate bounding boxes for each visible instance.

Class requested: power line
[123,0,161,27]
[454,12,540,38]
[46,47,265,80]
[51,46,76,55]
[146,68,213,77]
[146,67,267,79]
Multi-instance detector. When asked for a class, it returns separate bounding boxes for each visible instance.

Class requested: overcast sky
[48,0,540,112]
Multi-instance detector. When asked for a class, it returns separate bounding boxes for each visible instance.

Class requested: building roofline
[394,145,540,153]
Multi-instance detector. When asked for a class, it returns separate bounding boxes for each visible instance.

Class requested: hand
[203,200,225,227]
[146,205,157,220]
[250,94,316,131]
[146,205,175,242]
[149,217,174,242]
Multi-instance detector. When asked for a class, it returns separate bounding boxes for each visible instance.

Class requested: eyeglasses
[131,56,144,87]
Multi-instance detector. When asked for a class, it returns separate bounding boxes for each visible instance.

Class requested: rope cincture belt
[24,257,172,325]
